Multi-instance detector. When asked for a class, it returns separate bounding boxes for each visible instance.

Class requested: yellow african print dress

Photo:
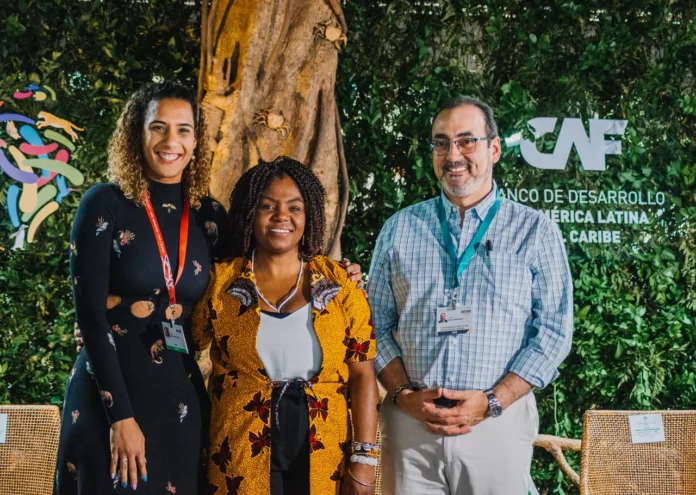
[191,255,375,495]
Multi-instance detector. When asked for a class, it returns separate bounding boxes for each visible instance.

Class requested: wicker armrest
[0,405,61,495]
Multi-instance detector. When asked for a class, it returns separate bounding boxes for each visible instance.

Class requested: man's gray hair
[433,96,499,139]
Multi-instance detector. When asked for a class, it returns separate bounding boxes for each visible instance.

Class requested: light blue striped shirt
[368,182,573,391]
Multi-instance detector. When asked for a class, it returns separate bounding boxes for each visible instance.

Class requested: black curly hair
[227,156,326,260]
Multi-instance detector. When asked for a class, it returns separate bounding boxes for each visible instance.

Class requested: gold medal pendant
[165,304,183,321]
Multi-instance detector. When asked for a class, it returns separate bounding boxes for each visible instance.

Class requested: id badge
[162,321,189,353]
[435,306,473,335]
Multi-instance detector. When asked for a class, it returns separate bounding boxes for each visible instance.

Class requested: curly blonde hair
[107,81,211,209]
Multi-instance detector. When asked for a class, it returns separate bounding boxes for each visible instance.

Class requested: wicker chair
[535,410,696,495]
[0,405,61,495]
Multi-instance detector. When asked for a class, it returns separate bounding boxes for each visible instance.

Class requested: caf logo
[519,118,628,171]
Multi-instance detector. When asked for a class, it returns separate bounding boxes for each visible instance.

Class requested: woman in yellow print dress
[192,156,379,495]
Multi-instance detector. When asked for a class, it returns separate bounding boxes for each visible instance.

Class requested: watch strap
[391,383,419,405]
[484,388,503,418]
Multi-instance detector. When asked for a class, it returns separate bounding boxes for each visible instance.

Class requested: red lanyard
[143,193,190,313]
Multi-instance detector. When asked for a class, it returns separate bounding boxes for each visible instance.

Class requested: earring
[191,153,196,162]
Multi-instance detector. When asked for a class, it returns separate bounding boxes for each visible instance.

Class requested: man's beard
[439,159,490,198]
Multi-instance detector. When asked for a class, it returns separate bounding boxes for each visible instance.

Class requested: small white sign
[0,413,7,444]
[629,413,666,444]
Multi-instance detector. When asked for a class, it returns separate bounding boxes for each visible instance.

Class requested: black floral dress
[54,181,227,495]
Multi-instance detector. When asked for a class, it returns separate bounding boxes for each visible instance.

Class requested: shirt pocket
[478,251,532,312]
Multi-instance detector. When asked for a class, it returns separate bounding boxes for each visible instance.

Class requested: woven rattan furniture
[535,410,696,494]
[581,410,696,494]
[0,405,61,495]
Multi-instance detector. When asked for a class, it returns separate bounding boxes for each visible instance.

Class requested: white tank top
[256,303,323,382]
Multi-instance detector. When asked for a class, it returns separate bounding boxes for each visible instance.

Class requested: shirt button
[448,376,455,382]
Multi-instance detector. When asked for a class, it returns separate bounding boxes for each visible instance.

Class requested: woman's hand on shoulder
[74,324,83,352]
[340,258,364,289]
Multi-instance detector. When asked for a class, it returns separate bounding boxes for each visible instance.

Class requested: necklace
[251,249,304,313]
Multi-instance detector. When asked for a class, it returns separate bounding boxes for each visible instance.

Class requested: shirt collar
[439,180,498,221]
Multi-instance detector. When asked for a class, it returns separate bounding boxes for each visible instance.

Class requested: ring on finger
[120,458,128,464]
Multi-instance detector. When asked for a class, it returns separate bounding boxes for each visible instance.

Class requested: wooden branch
[198,0,209,101]
[533,434,582,488]
[327,104,349,259]
[263,0,293,75]
[243,127,262,166]
[207,0,220,73]
[326,0,348,33]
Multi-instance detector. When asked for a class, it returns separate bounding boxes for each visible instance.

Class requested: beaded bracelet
[351,452,380,461]
[350,454,379,467]
[352,441,380,452]
[351,451,380,460]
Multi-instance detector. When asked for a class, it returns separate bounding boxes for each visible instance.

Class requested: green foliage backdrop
[1,1,695,493]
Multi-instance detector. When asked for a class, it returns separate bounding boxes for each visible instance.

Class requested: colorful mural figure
[1,84,84,250]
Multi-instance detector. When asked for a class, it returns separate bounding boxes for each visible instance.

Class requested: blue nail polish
[142,475,148,482]
[122,481,127,488]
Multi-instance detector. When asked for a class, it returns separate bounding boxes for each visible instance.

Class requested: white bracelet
[350,454,379,467]
[352,441,380,452]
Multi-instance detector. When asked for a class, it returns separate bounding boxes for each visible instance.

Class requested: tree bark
[199,0,348,258]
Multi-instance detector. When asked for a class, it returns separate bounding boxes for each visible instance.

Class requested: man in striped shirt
[368,97,573,494]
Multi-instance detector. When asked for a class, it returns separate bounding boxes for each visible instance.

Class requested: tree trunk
[199,0,349,259]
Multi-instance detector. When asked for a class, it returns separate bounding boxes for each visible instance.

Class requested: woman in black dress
[54,81,225,494]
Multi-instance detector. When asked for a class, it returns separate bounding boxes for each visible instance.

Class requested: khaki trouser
[379,392,539,495]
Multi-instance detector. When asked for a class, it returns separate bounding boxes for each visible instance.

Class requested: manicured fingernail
[122,481,127,488]
[111,473,116,479]
[132,483,137,490]
[144,457,147,464]
[143,475,148,482]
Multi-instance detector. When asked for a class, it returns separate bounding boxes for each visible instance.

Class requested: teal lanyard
[438,189,501,290]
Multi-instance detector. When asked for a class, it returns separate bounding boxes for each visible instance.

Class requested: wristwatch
[484,389,503,418]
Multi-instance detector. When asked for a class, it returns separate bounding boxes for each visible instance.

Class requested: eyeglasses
[430,136,491,156]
